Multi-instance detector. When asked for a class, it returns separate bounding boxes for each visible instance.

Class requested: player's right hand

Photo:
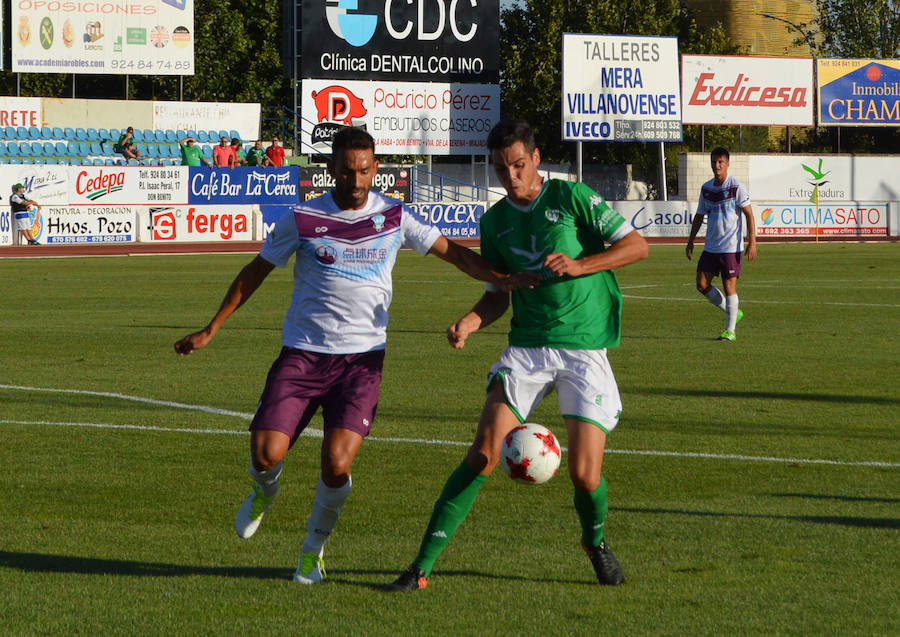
[174,329,212,356]
[446,321,472,350]
[685,243,694,260]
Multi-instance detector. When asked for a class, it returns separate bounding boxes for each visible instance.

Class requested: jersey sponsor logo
[544,208,561,223]
[508,234,546,270]
[315,244,338,265]
[372,213,385,232]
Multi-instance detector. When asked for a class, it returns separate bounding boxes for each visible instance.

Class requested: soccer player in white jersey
[388,119,648,592]
[174,127,532,584]
[686,147,757,341]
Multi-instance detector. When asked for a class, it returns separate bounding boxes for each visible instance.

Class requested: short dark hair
[487,119,536,153]
[711,147,730,161]
[332,126,375,158]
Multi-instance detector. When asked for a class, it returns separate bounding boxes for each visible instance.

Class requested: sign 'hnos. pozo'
[681,55,813,126]
[301,0,500,82]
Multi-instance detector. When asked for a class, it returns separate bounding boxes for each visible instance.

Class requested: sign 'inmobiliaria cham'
[681,55,813,126]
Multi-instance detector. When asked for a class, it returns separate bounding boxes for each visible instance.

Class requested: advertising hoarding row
[12,0,194,76]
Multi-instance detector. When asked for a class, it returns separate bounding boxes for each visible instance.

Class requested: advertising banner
[612,201,698,238]
[145,205,254,242]
[748,154,900,202]
[681,55,813,126]
[13,1,194,76]
[299,166,411,201]
[41,206,136,243]
[0,96,41,128]
[562,34,682,142]
[818,59,900,126]
[153,101,261,141]
[301,0,500,83]
[301,79,499,154]
[0,164,69,205]
[408,201,483,239]
[0,209,12,245]
[260,205,295,240]
[69,165,189,205]
[188,167,299,205]
[756,203,888,237]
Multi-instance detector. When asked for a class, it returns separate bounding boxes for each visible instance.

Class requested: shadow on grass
[614,506,900,529]
[770,493,900,504]
[0,552,289,580]
[625,386,898,406]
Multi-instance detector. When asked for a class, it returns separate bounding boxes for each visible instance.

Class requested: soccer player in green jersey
[388,119,648,592]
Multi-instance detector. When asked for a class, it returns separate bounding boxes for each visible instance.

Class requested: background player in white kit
[686,147,758,341]
[174,127,533,584]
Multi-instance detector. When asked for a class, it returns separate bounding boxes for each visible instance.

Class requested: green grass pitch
[0,243,897,635]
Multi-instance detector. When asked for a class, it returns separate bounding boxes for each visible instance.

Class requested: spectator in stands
[179,137,212,167]
[10,183,42,246]
[213,135,235,168]
[245,140,271,167]
[115,126,142,160]
[265,135,286,167]
[230,138,245,167]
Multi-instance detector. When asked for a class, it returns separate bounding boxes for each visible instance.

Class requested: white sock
[726,295,739,331]
[301,476,352,556]
[249,456,282,498]
[705,287,727,312]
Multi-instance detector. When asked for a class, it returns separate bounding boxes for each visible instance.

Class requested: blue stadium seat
[139,159,151,166]
[196,130,208,143]
[87,128,100,141]
[64,127,77,140]
[75,127,88,141]
[207,130,219,143]
[7,141,20,155]
[177,129,188,141]
[158,143,173,158]
[33,158,45,164]
[104,159,116,165]
[52,126,64,139]
[202,144,213,158]
[90,141,102,155]
[127,158,139,166]
[98,128,110,141]
[21,158,33,164]
[145,143,158,157]
[5,127,16,139]
[78,141,91,156]
[17,126,29,140]
[30,141,42,155]
[57,158,69,165]
[41,126,53,139]
[29,126,42,140]
[9,158,20,164]
[67,141,80,156]
[17,141,31,156]
[165,129,178,143]
[229,130,241,141]
[42,142,55,156]
[142,129,154,142]
[101,142,115,155]
[218,130,229,140]
[153,130,166,143]
[109,128,121,141]
[0,158,8,164]
[131,129,143,143]
[55,141,68,156]
[0,128,5,140]
[0,142,6,156]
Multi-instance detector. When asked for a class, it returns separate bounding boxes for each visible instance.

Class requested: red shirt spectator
[213,136,235,167]
[265,136,286,167]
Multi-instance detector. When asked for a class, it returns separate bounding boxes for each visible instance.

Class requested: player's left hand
[745,242,757,261]
[174,329,212,356]
[543,252,583,278]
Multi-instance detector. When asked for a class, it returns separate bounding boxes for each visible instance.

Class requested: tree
[810,0,900,58]
[498,0,737,195]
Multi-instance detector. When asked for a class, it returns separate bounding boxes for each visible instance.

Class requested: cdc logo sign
[302,0,500,82]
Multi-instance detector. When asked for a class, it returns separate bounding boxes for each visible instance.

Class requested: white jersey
[260,190,441,354]
[696,175,751,253]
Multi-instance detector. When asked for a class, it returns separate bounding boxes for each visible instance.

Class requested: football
[500,423,561,484]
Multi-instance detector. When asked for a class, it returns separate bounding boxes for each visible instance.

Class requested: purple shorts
[698,250,742,279]
[250,347,385,445]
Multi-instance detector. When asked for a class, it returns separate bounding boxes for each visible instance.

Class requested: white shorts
[488,346,622,433]
[14,210,34,231]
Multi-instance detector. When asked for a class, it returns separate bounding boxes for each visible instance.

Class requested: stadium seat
[89,141,102,156]
[5,127,16,139]
[17,142,31,156]
[33,158,45,164]
[0,128,5,140]
[165,129,178,143]
[196,130,208,143]
[0,158,7,164]
[217,130,229,140]
[67,141,80,156]
[57,158,69,165]
[87,128,100,141]
[98,127,110,141]
[52,126,64,139]
[144,143,158,157]
[109,128,121,141]
[127,158,139,166]
[207,130,219,143]
[55,141,68,156]
[77,141,90,156]
[229,130,241,141]
[21,158,33,164]
[201,144,213,158]
[177,129,188,141]
[29,141,42,155]
[75,127,88,141]
[142,129,154,143]
[41,126,53,139]
[131,129,144,143]
[42,142,55,156]
[104,159,116,165]
[17,126,29,139]
[153,129,166,143]
[139,159,151,166]
[8,158,20,164]
[29,126,42,140]
[64,127,77,140]
[7,141,20,155]
[0,142,6,156]
[101,142,115,155]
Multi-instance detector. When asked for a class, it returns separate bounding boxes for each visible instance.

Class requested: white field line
[621,293,900,308]
[1,384,896,469]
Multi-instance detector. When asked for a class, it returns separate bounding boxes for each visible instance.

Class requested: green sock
[574,476,608,548]
[413,461,487,577]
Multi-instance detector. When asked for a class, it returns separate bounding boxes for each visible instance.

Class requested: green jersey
[245,147,266,166]
[180,143,204,166]
[480,179,630,350]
